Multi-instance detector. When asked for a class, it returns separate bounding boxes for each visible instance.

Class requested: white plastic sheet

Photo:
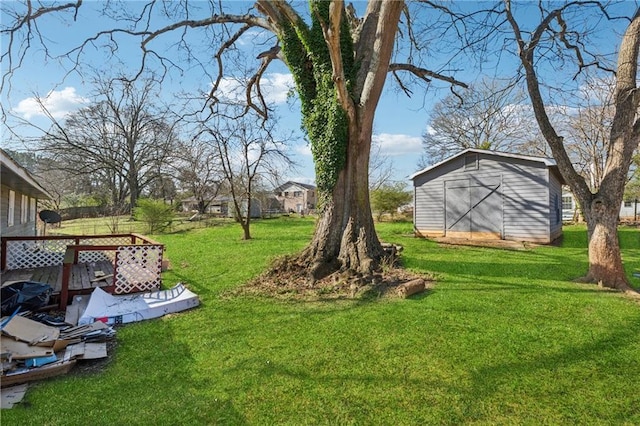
[78,283,199,325]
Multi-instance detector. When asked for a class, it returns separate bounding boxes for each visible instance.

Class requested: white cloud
[294,143,312,157]
[14,87,87,120]
[372,133,422,156]
[215,73,294,106]
[262,73,295,104]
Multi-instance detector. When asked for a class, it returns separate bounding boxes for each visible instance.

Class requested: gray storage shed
[410,149,565,243]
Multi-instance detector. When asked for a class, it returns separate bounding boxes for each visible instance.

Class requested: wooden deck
[1,260,115,295]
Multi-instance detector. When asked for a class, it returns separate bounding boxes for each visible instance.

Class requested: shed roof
[0,149,51,199]
[410,148,563,183]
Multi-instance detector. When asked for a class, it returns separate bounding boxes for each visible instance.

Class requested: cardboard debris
[0,336,54,359]
[64,342,108,360]
[65,294,90,326]
[1,383,28,409]
[2,315,115,391]
[79,283,200,325]
[1,359,76,388]
[24,354,58,368]
[1,315,60,346]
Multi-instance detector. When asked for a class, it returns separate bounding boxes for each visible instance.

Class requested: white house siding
[1,184,37,237]
[561,193,639,222]
[620,200,639,220]
[413,150,562,244]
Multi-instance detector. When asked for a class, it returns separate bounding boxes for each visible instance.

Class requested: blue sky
[1,1,634,187]
[0,1,461,188]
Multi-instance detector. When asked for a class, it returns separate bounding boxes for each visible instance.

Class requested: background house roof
[274,181,316,192]
[1,149,51,199]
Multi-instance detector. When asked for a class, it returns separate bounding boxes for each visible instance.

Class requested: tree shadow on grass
[462,317,640,423]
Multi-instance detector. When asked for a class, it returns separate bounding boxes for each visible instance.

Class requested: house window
[624,200,632,208]
[294,191,302,197]
[562,196,573,210]
[8,190,15,227]
[30,198,37,221]
[464,153,478,170]
[21,194,28,223]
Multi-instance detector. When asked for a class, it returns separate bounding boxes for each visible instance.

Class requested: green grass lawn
[5,218,640,425]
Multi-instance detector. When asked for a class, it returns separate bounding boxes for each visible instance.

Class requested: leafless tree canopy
[195,106,292,239]
[420,79,537,165]
[35,76,179,210]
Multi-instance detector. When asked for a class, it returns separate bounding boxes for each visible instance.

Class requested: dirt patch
[70,339,118,376]
[236,255,434,301]
[431,237,542,250]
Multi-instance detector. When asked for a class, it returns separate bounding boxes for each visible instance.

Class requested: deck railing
[1,234,164,308]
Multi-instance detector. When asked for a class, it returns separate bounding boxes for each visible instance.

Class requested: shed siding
[414,151,559,243]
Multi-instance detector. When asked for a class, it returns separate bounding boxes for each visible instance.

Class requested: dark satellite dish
[39,210,61,236]
[39,210,61,224]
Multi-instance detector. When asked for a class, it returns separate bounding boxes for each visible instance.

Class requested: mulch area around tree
[235,255,434,301]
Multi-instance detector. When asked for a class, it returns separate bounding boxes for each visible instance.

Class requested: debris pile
[1,282,199,409]
[1,313,115,408]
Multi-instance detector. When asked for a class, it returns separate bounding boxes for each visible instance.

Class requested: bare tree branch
[388,63,468,89]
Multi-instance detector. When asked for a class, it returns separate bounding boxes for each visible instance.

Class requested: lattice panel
[5,239,70,269]
[114,245,163,294]
[79,236,132,246]
[78,250,116,264]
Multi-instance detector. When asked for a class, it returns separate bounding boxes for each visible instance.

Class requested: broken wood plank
[90,274,113,284]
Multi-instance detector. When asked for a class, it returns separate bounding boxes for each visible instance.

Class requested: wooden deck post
[59,248,75,310]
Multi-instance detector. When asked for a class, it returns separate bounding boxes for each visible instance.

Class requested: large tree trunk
[301,121,385,280]
[291,1,403,281]
[580,195,630,290]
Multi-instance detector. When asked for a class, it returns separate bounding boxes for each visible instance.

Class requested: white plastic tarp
[78,283,199,326]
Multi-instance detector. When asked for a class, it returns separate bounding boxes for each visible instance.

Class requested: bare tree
[198,110,291,240]
[420,79,540,165]
[171,139,224,215]
[29,76,179,211]
[368,140,395,191]
[501,2,640,291]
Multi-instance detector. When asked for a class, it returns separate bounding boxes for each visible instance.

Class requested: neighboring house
[1,149,51,237]
[562,191,639,222]
[410,149,565,243]
[274,181,317,214]
[181,196,229,215]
